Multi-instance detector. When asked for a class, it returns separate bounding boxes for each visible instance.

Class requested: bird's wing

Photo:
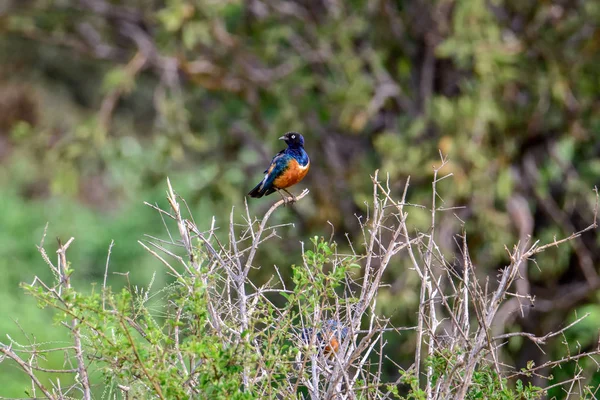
[264,149,286,173]
[257,152,289,192]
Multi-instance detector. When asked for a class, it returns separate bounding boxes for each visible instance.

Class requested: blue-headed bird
[248,132,310,202]
[301,319,349,355]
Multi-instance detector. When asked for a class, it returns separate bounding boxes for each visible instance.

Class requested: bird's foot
[282,196,296,206]
[279,189,297,205]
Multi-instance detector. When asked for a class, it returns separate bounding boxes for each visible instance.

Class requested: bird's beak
[279,136,286,140]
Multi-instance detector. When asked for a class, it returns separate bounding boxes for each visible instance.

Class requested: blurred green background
[1,0,600,396]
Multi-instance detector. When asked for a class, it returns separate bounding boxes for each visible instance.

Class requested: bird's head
[279,132,305,148]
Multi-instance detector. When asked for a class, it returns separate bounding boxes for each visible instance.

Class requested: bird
[247,132,310,202]
[300,320,348,355]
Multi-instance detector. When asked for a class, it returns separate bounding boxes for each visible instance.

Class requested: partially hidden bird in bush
[248,132,309,202]
[301,319,348,355]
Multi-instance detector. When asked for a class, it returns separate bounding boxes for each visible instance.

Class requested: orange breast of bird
[324,335,340,354]
[273,158,310,189]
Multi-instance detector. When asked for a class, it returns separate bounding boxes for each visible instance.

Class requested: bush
[1,167,598,399]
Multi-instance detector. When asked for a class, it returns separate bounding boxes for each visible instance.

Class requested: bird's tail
[248,182,266,198]
[248,182,277,198]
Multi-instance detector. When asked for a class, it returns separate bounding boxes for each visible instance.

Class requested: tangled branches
[2,165,599,398]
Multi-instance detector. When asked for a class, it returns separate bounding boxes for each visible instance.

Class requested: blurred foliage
[1,0,599,396]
